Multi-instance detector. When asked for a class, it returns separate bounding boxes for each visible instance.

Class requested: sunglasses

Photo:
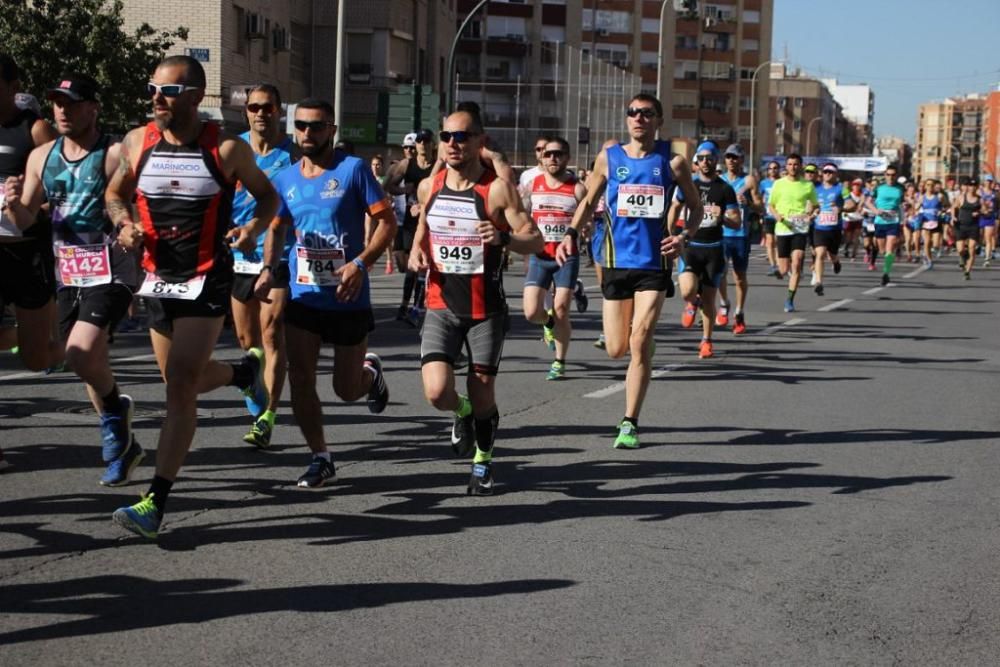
[725,154,742,160]
[543,150,566,158]
[147,82,201,98]
[694,154,716,163]
[294,120,332,132]
[439,130,479,144]
[822,169,837,174]
[626,107,657,119]
[246,102,276,114]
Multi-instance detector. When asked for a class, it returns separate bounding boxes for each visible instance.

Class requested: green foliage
[0,0,187,133]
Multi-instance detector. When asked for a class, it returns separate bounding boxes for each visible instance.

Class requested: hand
[477,221,500,246]
[708,204,722,218]
[253,269,274,303]
[335,260,364,302]
[117,221,144,251]
[3,175,23,208]
[554,235,575,266]
[736,192,747,206]
[408,246,429,272]
[661,234,684,259]
[227,226,257,255]
[409,202,422,218]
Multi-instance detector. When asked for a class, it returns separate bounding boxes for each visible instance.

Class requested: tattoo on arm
[107,199,131,225]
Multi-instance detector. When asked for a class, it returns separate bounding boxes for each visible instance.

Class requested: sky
[771,0,1000,144]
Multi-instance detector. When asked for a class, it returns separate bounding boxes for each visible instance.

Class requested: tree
[0,0,187,133]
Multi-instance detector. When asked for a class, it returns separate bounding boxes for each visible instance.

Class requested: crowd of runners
[0,53,993,539]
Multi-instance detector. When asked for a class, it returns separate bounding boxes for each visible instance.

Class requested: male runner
[105,55,279,538]
[260,99,394,488]
[841,178,865,260]
[717,143,760,334]
[229,83,297,448]
[767,153,817,313]
[518,133,554,195]
[556,94,699,449]
[6,74,143,485]
[409,110,542,495]
[523,136,586,380]
[866,164,904,286]
[384,128,434,325]
[759,161,782,276]
[811,162,844,296]
[670,141,740,359]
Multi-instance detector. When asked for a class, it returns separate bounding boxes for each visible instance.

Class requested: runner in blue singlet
[718,143,761,334]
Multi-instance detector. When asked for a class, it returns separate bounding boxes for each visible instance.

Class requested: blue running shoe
[100,394,134,463]
[783,298,795,313]
[241,348,268,419]
[100,436,144,487]
[112,494,161,539]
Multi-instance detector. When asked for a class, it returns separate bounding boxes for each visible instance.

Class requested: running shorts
[721,236,750,273]
[145,264,233,335]
[678,244,725,289]
[600,267,673,300]
[420,306,509,376]
[525,254,579,290]
[0,239,55,310]
[812,228,842,253]
[284,300,374,346]
[56,283,133,341]
[956,225,980,243]
[776,233,808,258]
[231,262,290,302]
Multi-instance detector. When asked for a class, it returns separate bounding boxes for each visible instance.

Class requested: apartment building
[915,94,984,183]
[984,89,1000,179]
[821,78,874,154]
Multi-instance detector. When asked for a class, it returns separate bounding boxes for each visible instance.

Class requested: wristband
[260,264,273,274]
[564,227,579,240]
[352,257,368,272]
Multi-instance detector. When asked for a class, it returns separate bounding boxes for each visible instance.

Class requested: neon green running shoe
[541,310,555,351]
[112,493,161,539]
[546,360,565,381]
[613,420,639,449]
[242,415,273,449]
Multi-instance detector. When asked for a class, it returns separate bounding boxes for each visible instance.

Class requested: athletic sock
[787,289,796,301]
[229,360,254,390]
[454,394,472,418]
[472,410,499,463]
[402,271,416,306]
[884,251,895,275]
[554,358,565,366]
[315,451,331,462]
[101,384,122,414]
[622,416,638,428]
[148,476,173,516]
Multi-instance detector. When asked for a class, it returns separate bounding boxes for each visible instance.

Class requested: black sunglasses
[724,154,742,160]
[247,102,276,114]
[822,169,837,174]
[694,155,716,163]
[439,130,479,144]
[294,120,332,132]
[626,107,657,119]
[543,150,566,158]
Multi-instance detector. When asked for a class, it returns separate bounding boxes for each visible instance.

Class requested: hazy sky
[771,0,1000,144]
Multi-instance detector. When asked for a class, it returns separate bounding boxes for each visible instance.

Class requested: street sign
[185,48,210,62]
[578,126,590,146]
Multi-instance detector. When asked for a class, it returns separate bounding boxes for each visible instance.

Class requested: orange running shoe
[681,298,700,329]
[715,303,729,327]
[732,313,747,335]
[698,339,714,359]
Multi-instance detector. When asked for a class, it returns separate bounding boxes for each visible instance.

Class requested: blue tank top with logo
[232,132,295,264]
[720,171,749,237]
[759,177,777,221]
[814,183,844,229]
[603,141,675,270]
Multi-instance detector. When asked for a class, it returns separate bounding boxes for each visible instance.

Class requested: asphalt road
[2,250,999,665]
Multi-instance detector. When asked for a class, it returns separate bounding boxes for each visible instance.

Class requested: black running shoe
[467,461,494,496]
[814,283,824,296]
[364,353,389,414]
[451,411,475,458]
[881,273,890,286]
[297,456,336,488]
[573,279,589,313]
[833,260,842,274]
[395,305,408,321]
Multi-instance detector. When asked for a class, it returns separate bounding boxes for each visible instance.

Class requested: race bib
[616,184,665,219]
[787,214,811,234]
[538,216,569,243]
[817,211,838,227]
[138,273,206,300]
[923,219,939,230]
[57,244,112,287]
[234,258,264,275]
[699,210,720,229]
[428,217,484,274]
[295,245,345,287]
[864,220,876,232]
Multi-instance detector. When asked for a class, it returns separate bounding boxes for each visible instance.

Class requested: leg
[422,360,458,412]
[623,289,666,420]
[522,285,549,325]
[13,300,57,371]
[331,339,373,402]
[814,246,827,285]
[64,321,115,414]
[700,285,717,341]
[552,286,573,361]
[734,269,748,312]
[602,297,634,359]
[788,249,804,293]
[285,323,326,454]
[259,288,288,412]
[230,295,262,351]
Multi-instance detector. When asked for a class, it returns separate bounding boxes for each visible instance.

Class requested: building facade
[767,64,852,158]
[984,89,1000,180]
[915,94,985,183]
[821,79,874,154]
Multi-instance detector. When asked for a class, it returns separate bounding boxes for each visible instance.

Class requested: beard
[301,140,329,158]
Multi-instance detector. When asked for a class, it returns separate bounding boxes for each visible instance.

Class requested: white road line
[862,287,884,295]
[903,265,930,280]
[584,363,682,399]
[757,317,807,336]
[818,299,853,312]
[0,352,159,382]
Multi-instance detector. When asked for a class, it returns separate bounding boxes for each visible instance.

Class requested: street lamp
[446,0,490,114]
[333,0,345,137]
[748,59,771,170]
[804,115,822,157]
[655,1,675,103]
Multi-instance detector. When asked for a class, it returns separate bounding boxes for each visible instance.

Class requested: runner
[811,162,844,296]
[384,129,434,326]
[523,136,586,379]
[229,83,298,449]
[952,177,982,280]
[918,179,944,268]
[841,178,865,260]
[556,94,699,449]
[979,176,996,266]
[670,141,740,359]
[5,74,143,485]
[409,109,542,494]
[518,133,553,195]
[902,181,921,263]
[717,143,760,334]
[759,161,782,276]
[105,55,279,538]
[766,153,817,313]
[865,164,904,286]
[260,98,394,489]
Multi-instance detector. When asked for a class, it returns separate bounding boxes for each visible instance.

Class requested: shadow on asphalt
[0,576,575,644]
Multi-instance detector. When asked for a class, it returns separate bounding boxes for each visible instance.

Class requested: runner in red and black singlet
[409,109,542,496]
[103,55,279,539]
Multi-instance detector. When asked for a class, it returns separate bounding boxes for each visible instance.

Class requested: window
[744,10,760,23]
[290,21,311,83]
[674,90,698,109]
[259,19,270,63]
[739,67,755,80]
[676,35,697,50]
[742,39,759,52]
[739,96,752,110]
[794,97,804,108]
[793,119,802,131]
[234,6,247,55]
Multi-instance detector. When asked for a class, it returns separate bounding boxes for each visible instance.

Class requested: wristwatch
[499,230,512,247]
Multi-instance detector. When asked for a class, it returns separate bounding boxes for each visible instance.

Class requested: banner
[759,155,889,173]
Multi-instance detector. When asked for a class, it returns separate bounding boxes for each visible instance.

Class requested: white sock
[315,452,331,462]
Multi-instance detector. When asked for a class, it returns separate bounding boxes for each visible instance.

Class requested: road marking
[903,265,929,279]
[818,299,853,312]
[756,317,807,336]
[584,363,682,399]
[0,352,159,382]
[862,287,884,295]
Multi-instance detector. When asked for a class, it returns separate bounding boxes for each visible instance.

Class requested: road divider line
[757,317,807,336]
[903,265,929,280]
[862,287,884,295]
[818,298,853,312]
[584,363,682,399]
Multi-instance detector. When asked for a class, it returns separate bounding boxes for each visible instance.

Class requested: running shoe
[364,353,389,414]
[881,273,890,286]
[698,339,714,359]
[395,304,408,321]
[100,394,134,463]
[733,313,747,335]
[814,283,824,296]
[964,271,971,281]
[297,456,336,488]
[867,262,876,271]
[715,303,729,327]
[467,461,494,496]
[613,420,639,449]
[809,272,817,286]
[99,436,144,487]
[451,406,475,458]
[241,348,268,419]
[541,310,556,350]
[573,279,589,313]
[546,360,565,381]
[984,260,992,268]
[681,299,700,329]
[242,415,273,449]
[924,259,934,269]
[593,333,606,349]
[766,265,779,277]
[406,306,422,328]
[833,260,842,274]
[773,267,783,280]
[0,446,10,472]
[112,494,161,539]
[783,298,795,313]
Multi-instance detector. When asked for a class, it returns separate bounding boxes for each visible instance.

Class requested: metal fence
[454,42,643,171]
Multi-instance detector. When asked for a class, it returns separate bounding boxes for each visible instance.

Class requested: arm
[105,128,144,251]
[252,214,291,302]
[31,118,56,146]
[408,178,434,272]
[482,145,516,186]
[555,149,608,264]
[671,155,703,236]
[745,173,763,213]
[484,177,543,255]
[382,159,410,196]
[221,136,279,253]
[4,143,50,230]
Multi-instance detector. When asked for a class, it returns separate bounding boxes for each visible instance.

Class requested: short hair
[159,55,206,88]
[545,137,570,154]
[766,160,781,170]
[246,82,281,108]
[372,154,384,162]
[296,97,334,117]
[628,93,663,118]
[886,163,899,172]
[449,110,483,134]
[0,54,19,83]
[786,153,803,163]
[534,132,555,145]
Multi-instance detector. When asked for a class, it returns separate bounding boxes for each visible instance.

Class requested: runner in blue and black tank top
[718,143,761,334]
[917,180,944,268]
[760,160,782,275]
[556,93,702,450]
[228,84,298,449]
[6,73,143,487]
[811,163,844,296]
[979,178,996,266]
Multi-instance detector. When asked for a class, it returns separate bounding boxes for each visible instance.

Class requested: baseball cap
[695,140,719,157]
[402,132,417,147]
[851,178,863,185]
[723,143,744,158]
[14,93,40,115]
[985,174,995,182]
[804,164,818,173]
[46,74,100,103]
